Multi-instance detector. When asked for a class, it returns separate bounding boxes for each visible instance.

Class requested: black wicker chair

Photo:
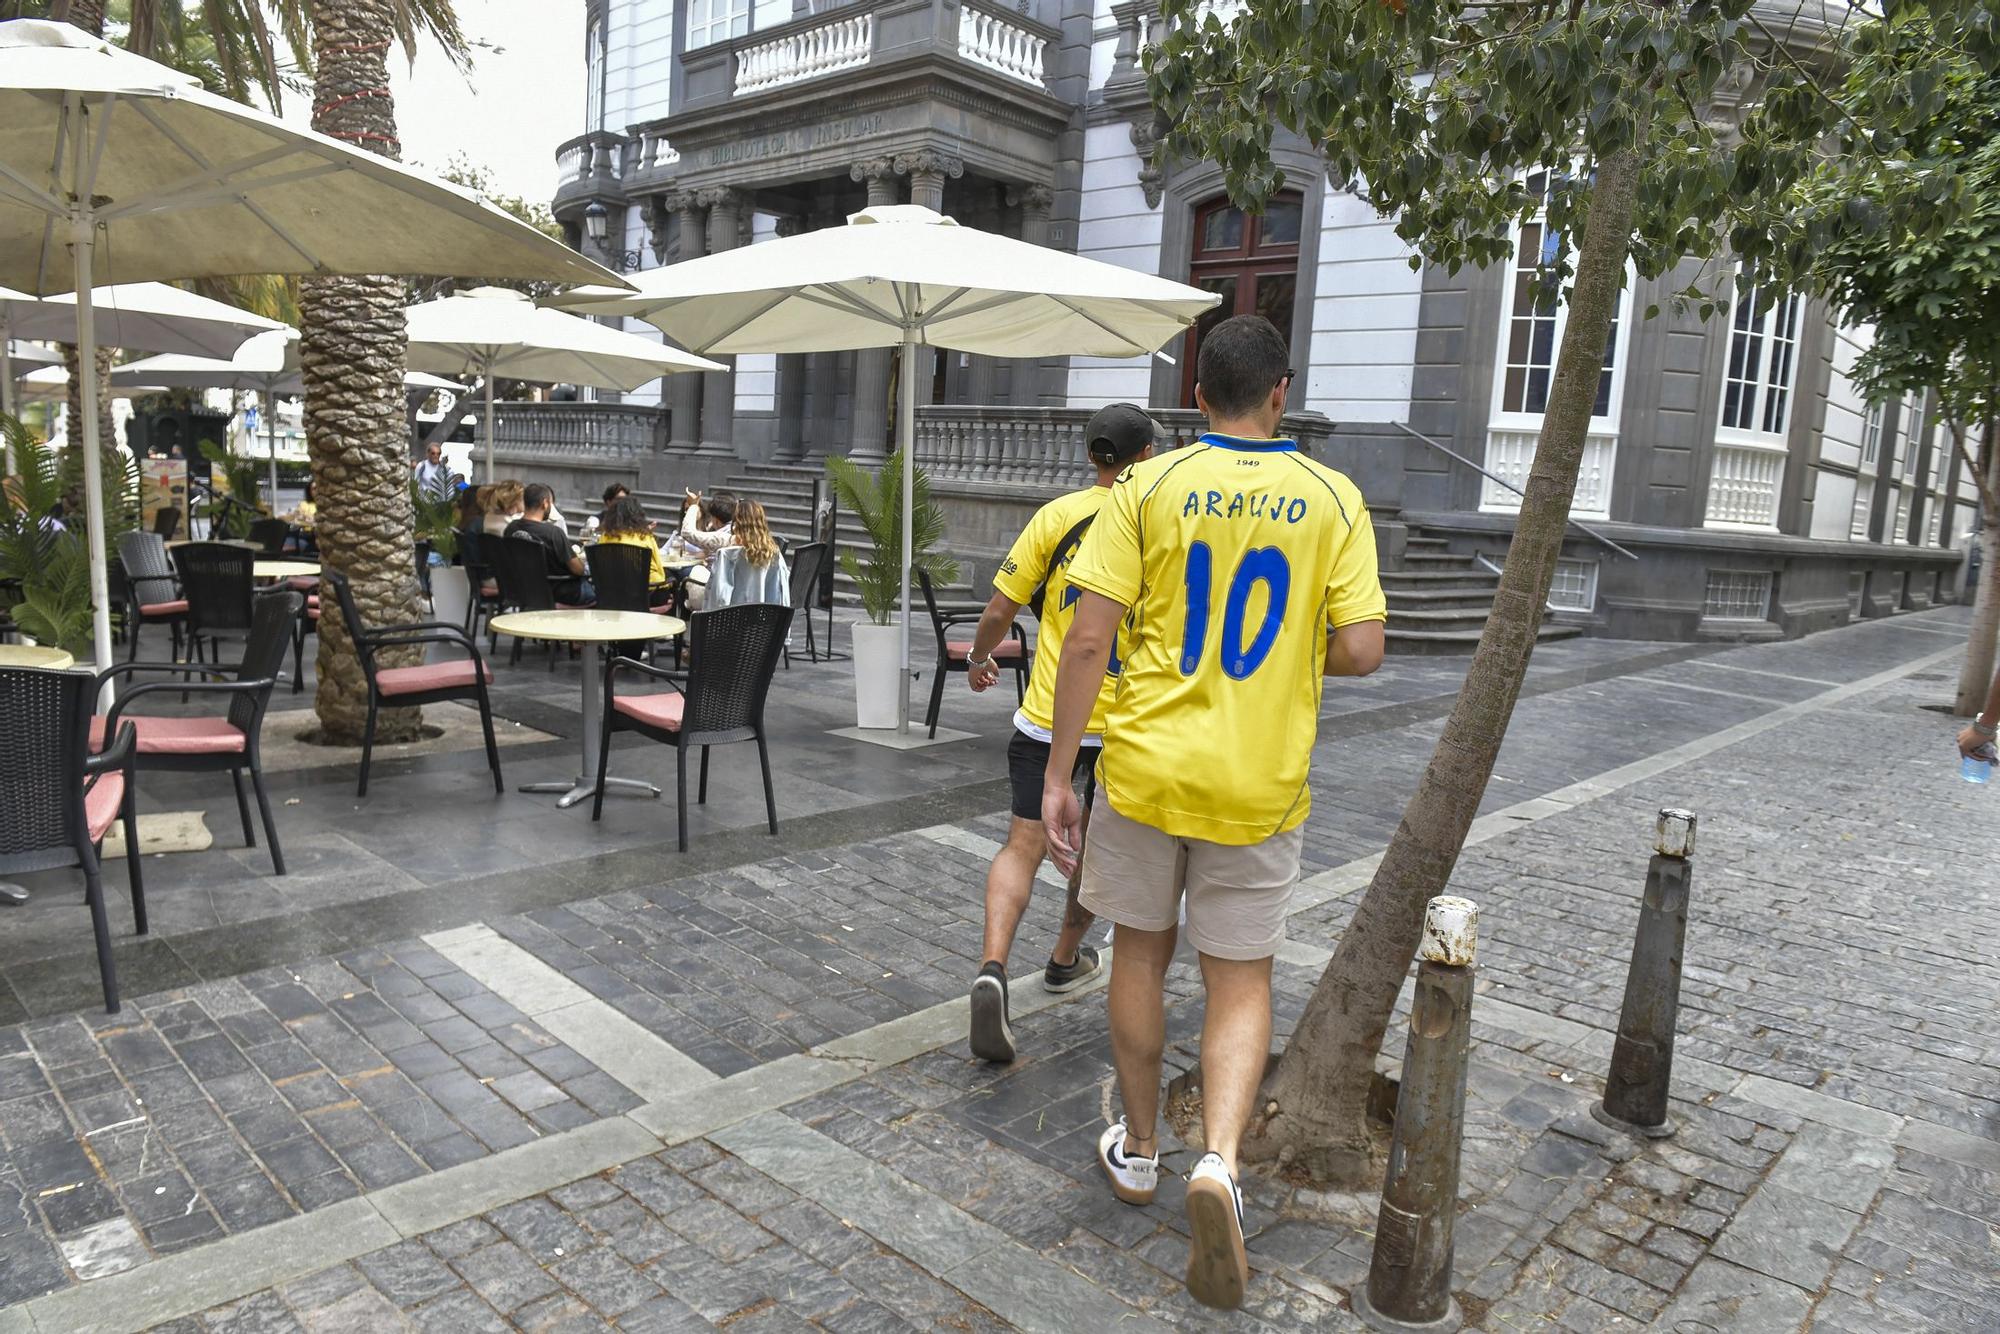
[116,531,187,663]
[91,592,299,875]
[457,528,502,639]
[150,506,181,541]
[491,534,583,668]
[593,602,792,851]
[246,517,290,555]
[918,568,1028,739]
[175,540,256,668]
[321,566,503,798]
[587,541,660,660]
[782,541,829,669]
[0,667,144,1013]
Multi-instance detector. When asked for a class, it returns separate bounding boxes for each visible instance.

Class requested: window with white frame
[1860,400,1884,466]
[585,18,606,129]
[688,0,751,49]
[1901,394,1927,480]
[1850,477,1875,541]
[1704,570,1773,621]
[1719,278,1803,441]
[1547,559,1599,612]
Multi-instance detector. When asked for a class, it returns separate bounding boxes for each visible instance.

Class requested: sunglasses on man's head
[1277,368,1295,389]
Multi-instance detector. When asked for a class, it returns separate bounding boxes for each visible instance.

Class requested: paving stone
[357,1239,463,1309]
[201,1289,306,1333]
[453,1239,561,1313]
[549,1244,664,1316]
[407,1287,509,1334]
[489,1197,594,1262]
[1654,1256,1812,1333]
[1711,1182,1862,1291]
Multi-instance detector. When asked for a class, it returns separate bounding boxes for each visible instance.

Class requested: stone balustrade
[956,7,1048,87]
[482,401,669,462]
[555,143,586,190]
[912,405,1336,486]
[734,12,874,96]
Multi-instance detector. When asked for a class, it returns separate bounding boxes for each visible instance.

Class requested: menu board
[140,457,188,534]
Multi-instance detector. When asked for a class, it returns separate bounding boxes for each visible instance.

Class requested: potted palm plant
[410,481,468,654]
[1,417,97,660]
[824,451,957,728]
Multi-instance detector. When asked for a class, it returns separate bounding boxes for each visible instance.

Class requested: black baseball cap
[1085,403,1160,466]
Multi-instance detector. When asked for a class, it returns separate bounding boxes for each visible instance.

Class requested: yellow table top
[255,560,320,579]
[0,645,75,670]
[487,609,686,643]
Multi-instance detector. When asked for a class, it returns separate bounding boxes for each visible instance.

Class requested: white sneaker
[1184,1152,1249,1310]
[1096,1120,1159,1205]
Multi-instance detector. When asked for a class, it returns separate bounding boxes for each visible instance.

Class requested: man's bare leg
[1104,922,1179,1159]
[1194,953,1273,1175]
[979,816,1046,968]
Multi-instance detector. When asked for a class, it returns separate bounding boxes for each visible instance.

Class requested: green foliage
[0,416,96,655]
[824,451,958,626]
[10,532,94,656]
[198,439,263,539]
[410,480,460,561]
[1148,0,2000,311]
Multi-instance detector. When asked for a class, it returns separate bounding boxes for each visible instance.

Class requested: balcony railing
[556,144,586,190]
[735,12,874,96]
[1479,426,1617,521]
[483,401,669,461]
[1704,443,1785,529]
[552,130,626,200]
[956,7,1047,87]
[912,405,1334,486]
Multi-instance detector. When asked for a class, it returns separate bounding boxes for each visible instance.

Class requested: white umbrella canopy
[404,286,724,483]
[6,339,60,369]
[0,18,626,672]
[18,363,164,402]
[553,204,1221,734]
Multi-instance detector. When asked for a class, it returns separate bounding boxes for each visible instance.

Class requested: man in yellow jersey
[960,403,1161,1062]
[1042,316,1386,1310]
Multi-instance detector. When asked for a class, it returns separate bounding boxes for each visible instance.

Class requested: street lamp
[582,200,644,272]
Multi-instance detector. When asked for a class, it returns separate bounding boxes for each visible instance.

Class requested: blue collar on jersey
[1199,432,1298,453]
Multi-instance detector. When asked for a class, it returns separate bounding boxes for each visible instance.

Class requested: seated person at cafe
[597,495,675,608]
[703,499,789,610]
[483,479,524,538]
[587,481,635,537]
[505,482,594,605]
[674,489,737,609]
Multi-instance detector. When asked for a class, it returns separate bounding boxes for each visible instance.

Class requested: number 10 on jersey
[1178,542,1291,680]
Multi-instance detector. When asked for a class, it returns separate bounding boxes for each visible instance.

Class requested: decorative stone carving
[644,195,674,260]
[892,149,966,183]
[1128,118,1165,209]
[1007,183,1055,216]
[849,156,897,187]
[693,185,749,214]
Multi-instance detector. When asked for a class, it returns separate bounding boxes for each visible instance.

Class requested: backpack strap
[1027,513,1098,619]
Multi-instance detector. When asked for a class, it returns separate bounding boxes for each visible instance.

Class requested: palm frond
[824,450,957,625]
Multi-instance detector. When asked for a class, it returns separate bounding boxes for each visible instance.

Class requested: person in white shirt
[677,489,737,610]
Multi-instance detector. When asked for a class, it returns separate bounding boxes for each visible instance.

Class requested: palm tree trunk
[1955,414,2000,715]
[1243,137,1649,1187]
[302,0,423,744]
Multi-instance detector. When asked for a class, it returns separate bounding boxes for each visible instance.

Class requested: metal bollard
[1592,808,1697,1139]
[1354,896,1478,1333]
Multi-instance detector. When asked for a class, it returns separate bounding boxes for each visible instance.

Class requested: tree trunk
[302,0,423,744]
[1954,419,2000,715]
[1245,140,1649,1187]
[52,0,108,37]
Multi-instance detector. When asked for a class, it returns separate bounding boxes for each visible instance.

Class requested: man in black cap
[960,402,1161,1062]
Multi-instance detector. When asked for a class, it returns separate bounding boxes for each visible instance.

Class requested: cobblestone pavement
[0,609,1993,1332]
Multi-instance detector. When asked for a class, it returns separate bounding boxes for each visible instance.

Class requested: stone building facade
[544,0,1977,640]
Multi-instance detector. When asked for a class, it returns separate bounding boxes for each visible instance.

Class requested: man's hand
[1043,780,1083,878]
[965,658,1001,692]
[1959,724,1994,758]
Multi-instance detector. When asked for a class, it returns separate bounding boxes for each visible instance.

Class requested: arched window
[1181,192,1303,407]
[585,17,606,131]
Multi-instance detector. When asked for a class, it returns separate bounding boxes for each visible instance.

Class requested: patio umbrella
[17,363,165,401]
[1,282,282,423]
[403,286,723,484]
[0,19,623,671]
[551,203,1220,734]
[110,328,469,499]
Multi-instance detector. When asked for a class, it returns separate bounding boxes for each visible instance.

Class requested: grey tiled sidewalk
[0,609,1994,1332]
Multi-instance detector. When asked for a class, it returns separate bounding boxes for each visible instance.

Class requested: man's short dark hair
[1196,315,1290,419]
[522,482,555,513]
[602,482,630,504]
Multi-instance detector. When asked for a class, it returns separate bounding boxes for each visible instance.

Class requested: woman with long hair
[597,494,674,606]
[700,498,790,610]
[483,480,524,538]
[732,499,781,569]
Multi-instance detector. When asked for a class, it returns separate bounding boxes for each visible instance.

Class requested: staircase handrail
[1393,422,1638,561]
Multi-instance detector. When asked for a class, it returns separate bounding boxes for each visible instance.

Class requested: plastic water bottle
[1964,742,1999,784]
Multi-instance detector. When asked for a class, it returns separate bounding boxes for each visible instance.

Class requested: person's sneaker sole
[1185,1172,1249,1310]
[1097,1130,1158,1205]
[1041,947,1102,994]
[968,974,1015,1063]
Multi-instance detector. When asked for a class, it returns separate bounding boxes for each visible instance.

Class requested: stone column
[772,216,809,464]
[894,148,963,212]
[664,189,706,454]
[1011,184,1062,407]
[848,158,900,462]
[696,186,747,458]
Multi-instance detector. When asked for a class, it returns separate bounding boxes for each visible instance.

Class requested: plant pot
[426,565,471,662]
[851,620,904,729]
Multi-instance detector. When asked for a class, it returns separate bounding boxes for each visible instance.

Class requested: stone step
[1380,569,1502,590]
[1384,588,1514,612]
[1402,550,1480,569]
[1404,534,1451,550]
[1387,622,1584,655]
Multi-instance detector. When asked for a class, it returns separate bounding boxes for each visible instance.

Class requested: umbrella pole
[265,380,280,509]
[484,371,495,485]
[1,323,14,474]
[72,217,115,675]
[896,333,917,735]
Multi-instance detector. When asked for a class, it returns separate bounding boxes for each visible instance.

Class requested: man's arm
[1042,590,1122,875]
[1958,663,2000,756]
[964,592,1024,693]
[1326,620,1385,678]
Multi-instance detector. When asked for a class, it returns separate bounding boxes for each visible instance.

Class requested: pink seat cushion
[376,659,491,696]
[85,773,124,842]
[141,599,188,617]
[90,715,247,756]
[287,576,319,592]
[480,580,499,597]
[306,595,320,610]
[946,639,1025,660]
[612,692,683,732]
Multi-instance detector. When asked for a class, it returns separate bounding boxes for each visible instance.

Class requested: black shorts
[1007,729,1097,821]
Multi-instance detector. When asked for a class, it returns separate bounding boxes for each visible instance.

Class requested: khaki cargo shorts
[1078,799,1303,961]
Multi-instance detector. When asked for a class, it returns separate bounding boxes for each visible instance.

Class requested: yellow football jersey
[1066,434,1386,845]
[993,486,1118,740]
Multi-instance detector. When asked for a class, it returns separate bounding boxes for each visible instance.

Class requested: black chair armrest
[95,661,234,690]
[364,630,480,656]
[105,678,275,733]
[85,720,137,776]
[606,655,686,691]
[369,620,472,638]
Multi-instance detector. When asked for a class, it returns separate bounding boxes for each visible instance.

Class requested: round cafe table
[0,645,75,670]
[487,608,686,810]
[0,645,75,904]
[254,559,320,580]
